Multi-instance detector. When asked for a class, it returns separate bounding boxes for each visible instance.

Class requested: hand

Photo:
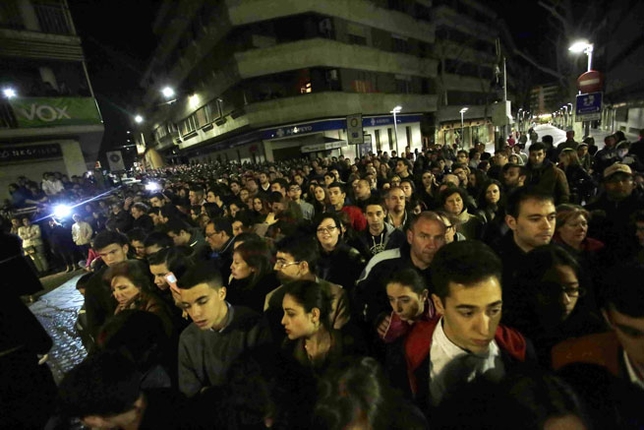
[377,314,392,339]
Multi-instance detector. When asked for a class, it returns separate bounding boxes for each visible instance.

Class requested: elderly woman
[103,259,177,338]
[439,186,484,240]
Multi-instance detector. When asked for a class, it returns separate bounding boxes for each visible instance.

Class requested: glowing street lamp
[390,106,402,155]
[161,86,175,99]
[459,107,468,146]
[3,88,16,99]
[569,40,594,72]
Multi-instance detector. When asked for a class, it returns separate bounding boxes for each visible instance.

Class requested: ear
[505,214,517,231]
[310,307,321,324]
[219,286,227,300]
[300,261,310,274]
[122,243,130,254]
[420,289,429,303]
[406,228,414,245]
[431,294,445,315]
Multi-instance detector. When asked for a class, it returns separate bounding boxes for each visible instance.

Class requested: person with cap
[584,163,644,262]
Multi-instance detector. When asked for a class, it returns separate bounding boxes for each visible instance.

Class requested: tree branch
[538,0,568,27]
[513,49,565,80]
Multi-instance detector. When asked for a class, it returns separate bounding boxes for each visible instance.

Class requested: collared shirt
[429,317,504,405]
[624,350,644,390]
[210,301,234,333]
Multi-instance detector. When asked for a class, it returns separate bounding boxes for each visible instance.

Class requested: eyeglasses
[562,287,586,298]
[205,231,220,238]
[316,226,337,234]
[275,260,301,269]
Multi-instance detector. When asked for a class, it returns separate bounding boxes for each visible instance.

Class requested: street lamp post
[569,40,595,137]
[569,40,594,73]
[390,106,402,155]
[459,107,468,147]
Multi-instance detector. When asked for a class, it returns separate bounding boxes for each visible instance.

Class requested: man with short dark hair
[270,178,288,197]
[525,141,570,205]
[354,197,406,259]
[204,218,235,284]
[288,182,314,220]
[501,163,527,194]
[327,181,366,232]
[164,218,209,263]
[257,171,271,197]
[176,262,271,397]
[264,235,350,339]
[424,241,532,407]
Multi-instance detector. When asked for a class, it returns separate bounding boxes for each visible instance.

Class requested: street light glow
[459,107,469,114]
[569,40,590,53]
[134,115,144,123]
[161,87,175,99]
[3,88,16,99]
[391,106,402,113]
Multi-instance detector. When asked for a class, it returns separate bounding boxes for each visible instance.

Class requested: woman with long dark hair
[313,212,365,297]
[227,238,280,313]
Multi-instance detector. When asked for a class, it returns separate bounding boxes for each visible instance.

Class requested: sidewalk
[29,272,87,384]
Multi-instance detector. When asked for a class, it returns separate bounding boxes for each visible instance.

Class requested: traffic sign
[575,92,602,122]
[346,113,363,145]
[577,70,603,93]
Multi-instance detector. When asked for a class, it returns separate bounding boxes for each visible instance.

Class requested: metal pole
[460,112,464,146]
[393,111,399,156]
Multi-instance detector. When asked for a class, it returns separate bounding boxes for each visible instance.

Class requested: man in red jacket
[327,181,366,232]
[401,240,532,410]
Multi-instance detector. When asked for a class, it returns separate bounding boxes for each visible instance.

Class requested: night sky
[66,0,552,154]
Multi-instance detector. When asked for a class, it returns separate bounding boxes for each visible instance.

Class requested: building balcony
[235,38,438,80]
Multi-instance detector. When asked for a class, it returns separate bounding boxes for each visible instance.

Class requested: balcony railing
[33,2,72,35]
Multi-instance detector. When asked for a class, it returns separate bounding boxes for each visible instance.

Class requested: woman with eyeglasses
[504,244,606,367]
[313,212,365,298]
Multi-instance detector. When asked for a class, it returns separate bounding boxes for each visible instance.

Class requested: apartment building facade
[136,0,438,167]
[0,0,104,197]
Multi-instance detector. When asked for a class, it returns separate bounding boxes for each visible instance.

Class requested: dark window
[348,34,367,46]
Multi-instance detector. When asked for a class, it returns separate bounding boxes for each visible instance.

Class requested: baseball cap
[603,163,632,179]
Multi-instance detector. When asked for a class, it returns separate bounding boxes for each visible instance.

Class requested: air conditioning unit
[215,117,227,126]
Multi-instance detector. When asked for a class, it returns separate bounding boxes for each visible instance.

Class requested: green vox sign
[9,97,102,128]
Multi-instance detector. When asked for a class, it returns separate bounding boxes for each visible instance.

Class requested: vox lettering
[17,104,71,122]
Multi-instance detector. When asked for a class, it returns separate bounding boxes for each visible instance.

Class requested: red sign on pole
[577,70,603,93]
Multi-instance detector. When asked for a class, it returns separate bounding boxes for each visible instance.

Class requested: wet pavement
[29,272,87,384]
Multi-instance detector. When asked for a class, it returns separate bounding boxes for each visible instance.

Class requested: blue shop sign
[261,115,422,140]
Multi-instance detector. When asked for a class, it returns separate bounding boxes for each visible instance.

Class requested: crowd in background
[3,128,644,429]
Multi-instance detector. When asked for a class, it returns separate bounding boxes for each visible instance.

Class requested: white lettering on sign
[17,104,71,122]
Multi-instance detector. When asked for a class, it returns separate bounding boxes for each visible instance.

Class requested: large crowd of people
[3,128,644,429]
